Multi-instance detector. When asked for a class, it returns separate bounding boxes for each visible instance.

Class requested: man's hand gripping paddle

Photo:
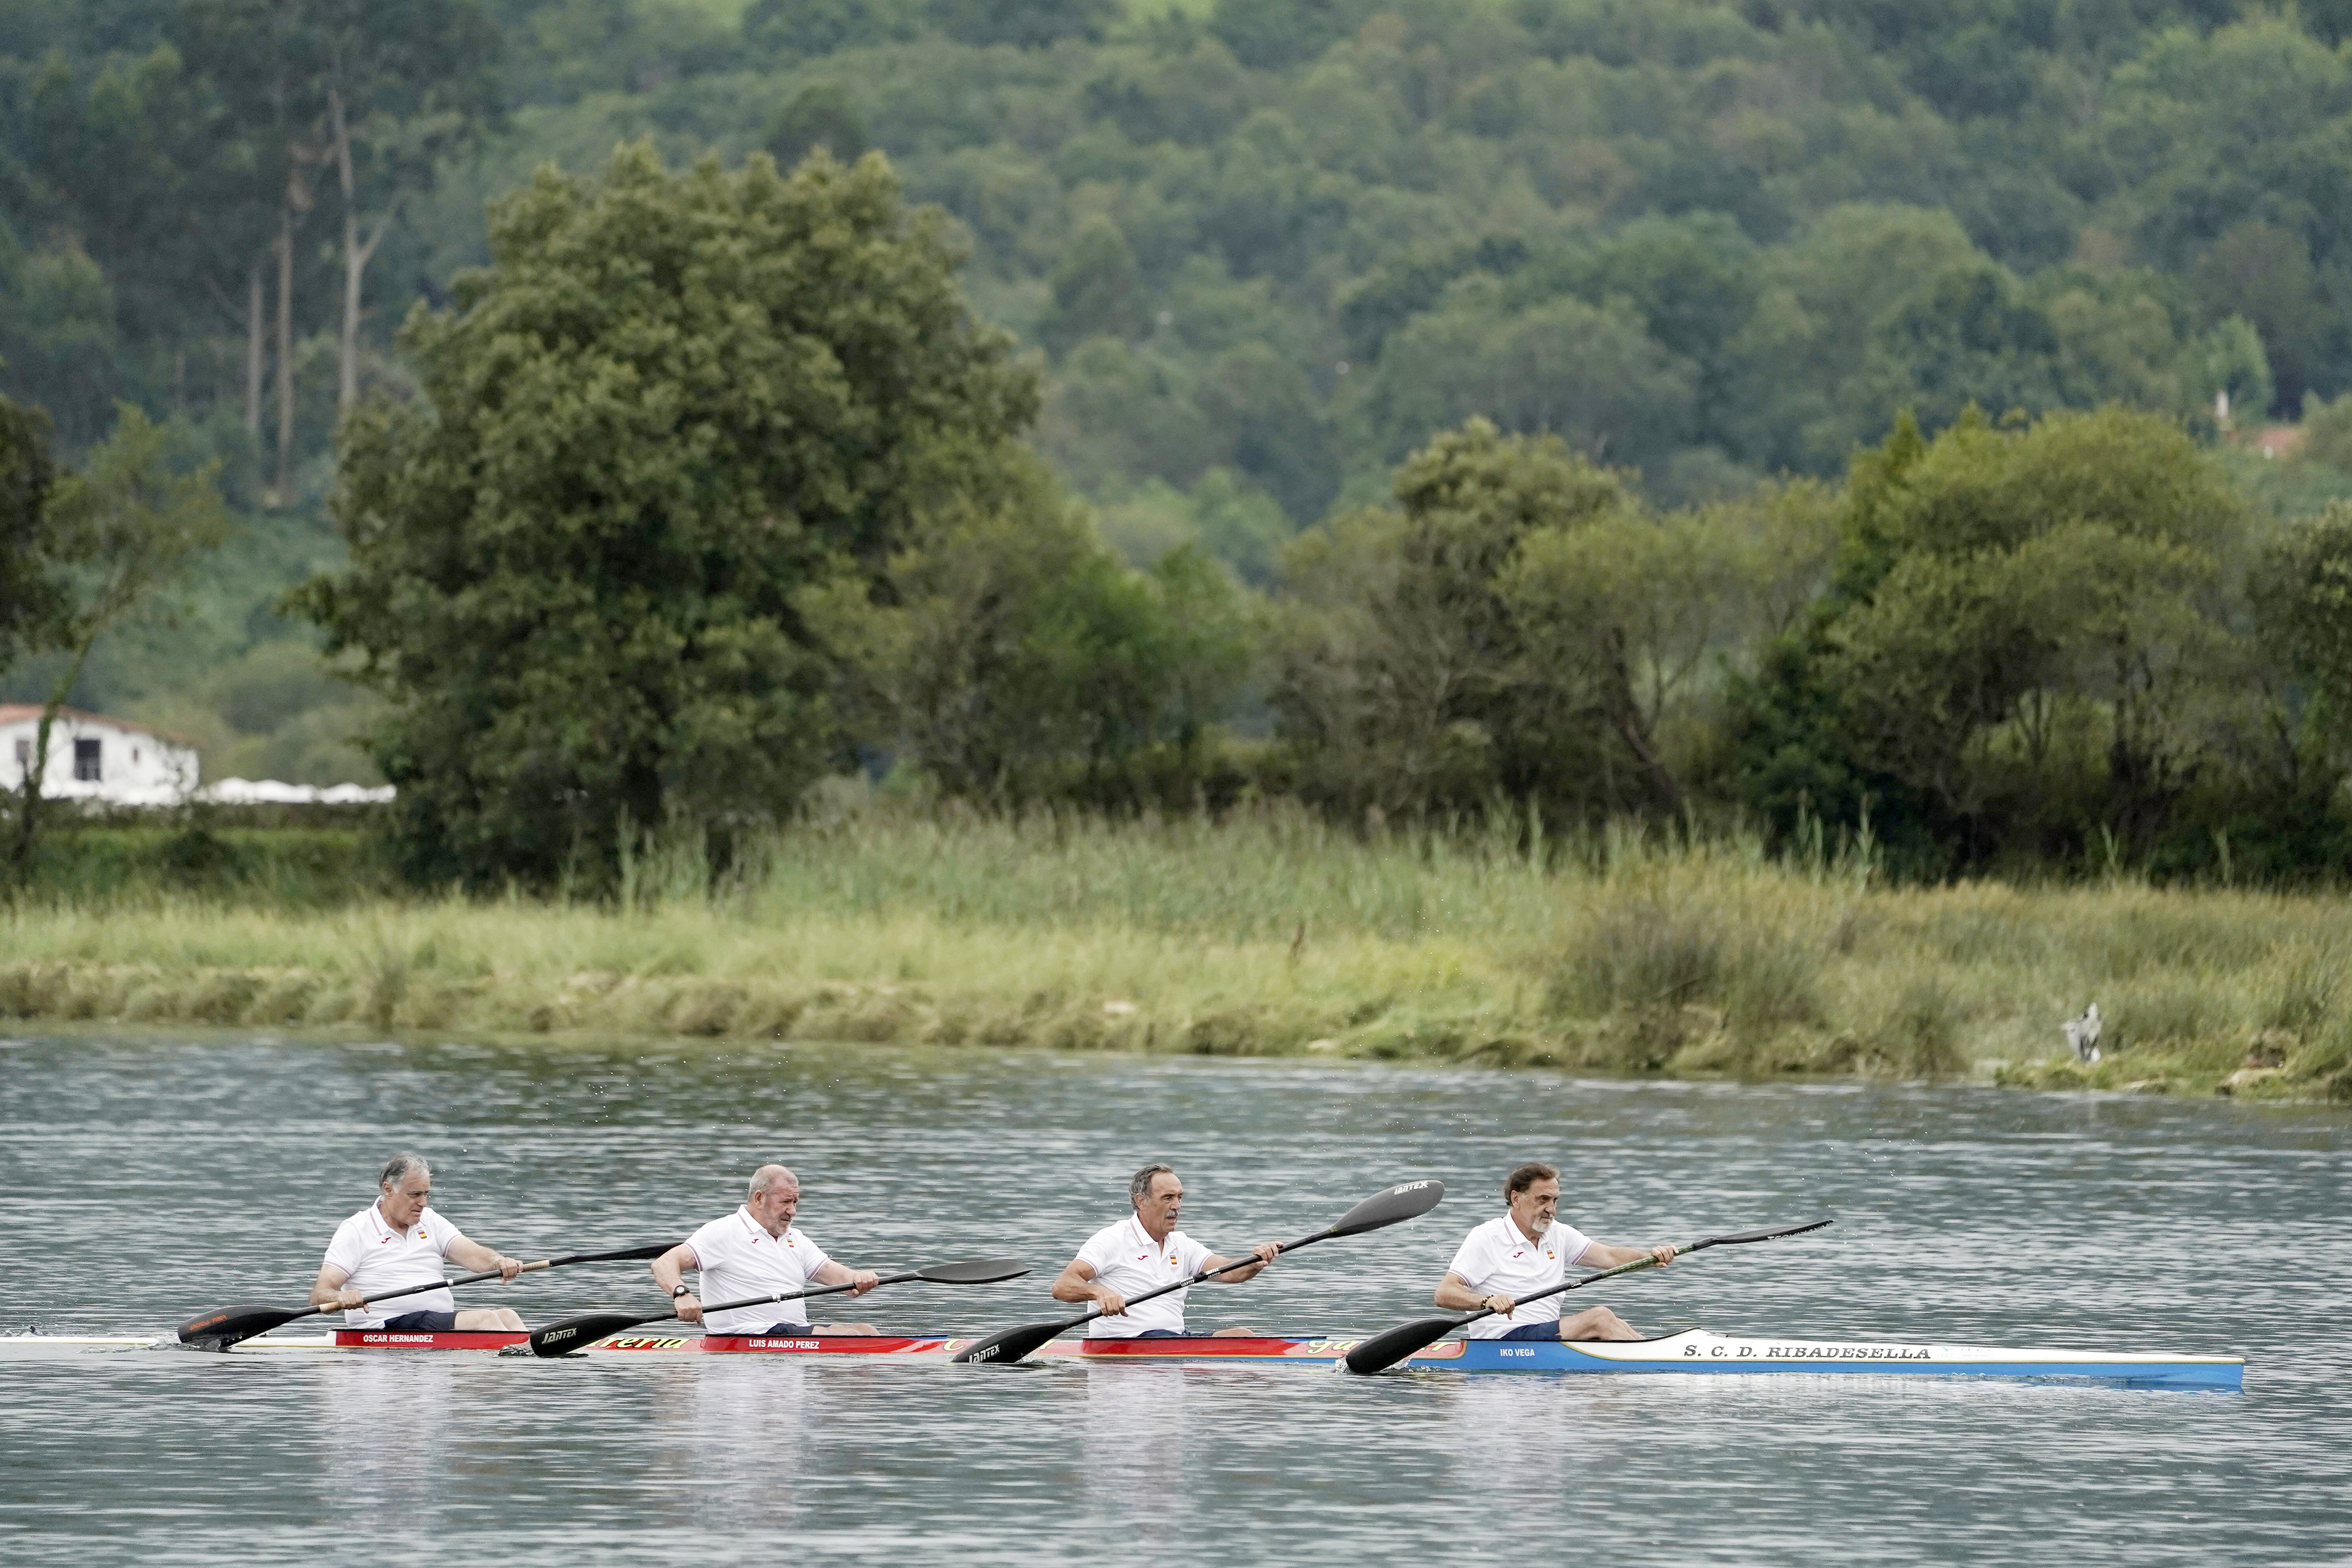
[953,1180,1446,1366]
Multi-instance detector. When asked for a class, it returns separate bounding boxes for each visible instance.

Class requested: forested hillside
[20,2,2352,498]
[14,0,2352,879]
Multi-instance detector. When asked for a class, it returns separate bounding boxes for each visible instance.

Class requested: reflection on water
[681,1363,809,1529]
[0,1033,2346,1565]
[318,1358,455,1516]
[1081,1366,1190,1534]
[1444,1377,1576,1502]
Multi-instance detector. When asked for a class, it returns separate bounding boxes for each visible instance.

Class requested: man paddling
[1434,1162,1675,1342]
[652,1165,883,1336]
[311,1154,526,1332]
[1050,1164,1281,1338]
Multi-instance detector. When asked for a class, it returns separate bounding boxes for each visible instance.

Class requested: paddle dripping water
[1,1036,2344,1565]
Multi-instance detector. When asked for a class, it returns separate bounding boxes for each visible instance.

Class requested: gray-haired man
[652,1164,883,1336]
[311,1153,526,1331]
[1048,1163,1281,1338]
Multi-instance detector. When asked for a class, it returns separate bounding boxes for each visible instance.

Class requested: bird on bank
[2063,1003,2102,1064]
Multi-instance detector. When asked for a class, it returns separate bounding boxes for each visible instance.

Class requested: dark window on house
[74,738,101,782]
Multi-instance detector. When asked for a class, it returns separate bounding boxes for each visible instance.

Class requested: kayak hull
[1,1327,2242,1387]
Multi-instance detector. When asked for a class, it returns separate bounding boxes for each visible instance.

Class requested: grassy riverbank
[3,805,2348,1102]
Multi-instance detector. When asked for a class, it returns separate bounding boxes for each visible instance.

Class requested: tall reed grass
[3,798,2346,1101]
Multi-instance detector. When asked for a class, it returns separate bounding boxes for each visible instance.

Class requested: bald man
[651,1165,883,1337]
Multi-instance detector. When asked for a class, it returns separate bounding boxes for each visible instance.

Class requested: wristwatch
[670,1284,691,1299]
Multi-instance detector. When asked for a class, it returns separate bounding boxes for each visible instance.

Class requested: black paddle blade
[528,1311,661,1357]
[915,1257,1030,1284]
[175,1304,311,1347]
[1689,1220,1832,1251]
[1323,1179,1445,1239]
[951,1317,1068,1366]
[1342,1314,1464,1376]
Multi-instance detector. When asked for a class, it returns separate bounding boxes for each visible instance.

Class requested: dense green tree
[2254,503,2352,767]
[1733,405,2252,868]
[925,0,1116,49]
[0,225,116,447]
[1354,283,1699,471]
[1196,340,1336,523]
[28,0,2352,864]
[1036,336,1221,497]
[1039,213,1144,356]
[1093,466,1294,585]
[1269,418,1655,816]
[808,469,1251,803]
[768,80,866,170]
[8,402,230,863]
[742,0,914,60]
[0,392,60,671]
[1210,0,1368,71]
[2193,220,2324,414]
[296,144,1038,885]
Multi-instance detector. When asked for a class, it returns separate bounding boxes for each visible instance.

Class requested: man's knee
[1559,1307,1634,1342]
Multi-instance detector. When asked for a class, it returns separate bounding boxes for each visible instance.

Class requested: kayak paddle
[953,1179,1446,1367]
[1342,1218,1830,1374]
[527,1257,1032,1356]
[176,1242,677,1351]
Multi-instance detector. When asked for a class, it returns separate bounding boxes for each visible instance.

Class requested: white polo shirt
[1445,1215,1598,1339]
[1075,1215,1213,1338]
[684,1207,835,1335]
[322,1202,467,1327]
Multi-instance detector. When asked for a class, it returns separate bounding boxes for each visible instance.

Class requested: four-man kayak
[0,1327,2244,1388]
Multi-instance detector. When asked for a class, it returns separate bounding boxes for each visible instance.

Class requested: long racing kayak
[0,1327,2242,1387]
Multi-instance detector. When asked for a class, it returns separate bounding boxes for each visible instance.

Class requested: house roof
[0,705,200,748]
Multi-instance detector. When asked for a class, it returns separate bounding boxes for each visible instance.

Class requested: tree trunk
[1600,624,1684,816]
[245,259,264,444]
[327,89,385,414]
[340,209,365,411]
[9,705,53,866]
[11,633,99,868]
[274,211,295,504]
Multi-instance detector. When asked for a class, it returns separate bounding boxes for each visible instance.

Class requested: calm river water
[1,1033,2345,1565]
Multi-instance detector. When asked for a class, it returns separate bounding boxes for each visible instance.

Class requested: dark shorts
[1134,1329,1184,1338]
[1498,1320,1563,1342]
[757,1324,816,1336]
[378,1310,460,1332]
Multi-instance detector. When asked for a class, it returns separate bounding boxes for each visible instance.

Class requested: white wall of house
[0,706,199,805]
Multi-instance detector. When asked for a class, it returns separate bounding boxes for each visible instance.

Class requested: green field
[4,804,2345,1102]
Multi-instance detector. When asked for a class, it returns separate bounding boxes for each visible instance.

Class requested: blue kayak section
[1403,1336,2244,1389]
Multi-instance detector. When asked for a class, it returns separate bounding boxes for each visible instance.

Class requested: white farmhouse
[0,705,199,805]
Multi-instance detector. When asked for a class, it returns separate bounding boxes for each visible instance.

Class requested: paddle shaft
[312,1244,669,1318]
[520,1274,899,1355]
[527,1258,1033,1354]
[678,1268,915,1325]
[1462,1248,1678,1326]
[953,1180,1446,1366]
